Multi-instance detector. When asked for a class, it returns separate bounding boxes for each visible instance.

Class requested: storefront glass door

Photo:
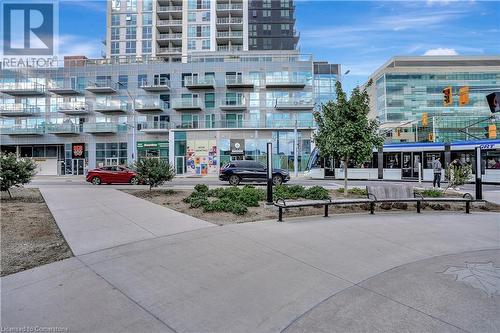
[72,159,85,175]
[106,157,119,166]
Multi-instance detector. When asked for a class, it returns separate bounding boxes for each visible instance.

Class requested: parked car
[86,166,139,185]
[219,160,290,186]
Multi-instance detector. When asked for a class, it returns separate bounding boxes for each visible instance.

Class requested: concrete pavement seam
[75,256,179,333]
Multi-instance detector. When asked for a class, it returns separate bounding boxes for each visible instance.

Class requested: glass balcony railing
[134,99,168,111]
[170,119,316,130]
[157,46,182,54]
[157,33,182,40]
[158,5,182,11]
[184,76,216,88]
[217,45,243,52]
[216,3,243,10]
[46,123,81,134]
[1,125,45,135]
[265,77,308,87]
[157,19,182,26]
[139,79,170,91]
[216,31,244,38]
[225,75,254,87]
[0,82,46,95]
[172,98,203,110]
[57,101,90,114]
[138,121,170,132]
[47,81,82,95]
[220,97,246,109]
[216,17,243,24]
[0,103,40,116]
[275,98,314,109]
[83,123,120,134]
[94,100,129,112]
[86,79,117,93]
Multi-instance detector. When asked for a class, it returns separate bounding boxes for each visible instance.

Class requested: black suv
[219,160,290,186]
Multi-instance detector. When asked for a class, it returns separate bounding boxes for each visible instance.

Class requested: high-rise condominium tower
[106,0,298,60]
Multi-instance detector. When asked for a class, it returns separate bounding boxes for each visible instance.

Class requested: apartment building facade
[107,0,298,60]
[0,52,339,176]
[366,56,500,143]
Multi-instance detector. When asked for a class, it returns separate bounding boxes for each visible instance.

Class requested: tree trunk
[344,156,348,198]
[7,188,12,199]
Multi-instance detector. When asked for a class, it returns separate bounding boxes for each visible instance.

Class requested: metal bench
[274,198,373,222]
[366,185,474,214]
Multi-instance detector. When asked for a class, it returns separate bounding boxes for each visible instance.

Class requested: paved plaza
[1,187,499,332]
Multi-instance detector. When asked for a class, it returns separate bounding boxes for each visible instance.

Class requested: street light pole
[117,82,137,163]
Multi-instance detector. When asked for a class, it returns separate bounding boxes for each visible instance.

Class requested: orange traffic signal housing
[422,112,428,127]
[428,133,434,142]
[486,124,497,139]
[459,86,469,106]
[443,86,452,106]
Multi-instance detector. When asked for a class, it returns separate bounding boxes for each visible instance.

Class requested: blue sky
[58,0,500,92]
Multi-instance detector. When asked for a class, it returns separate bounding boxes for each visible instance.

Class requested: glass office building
[368,56,500,143]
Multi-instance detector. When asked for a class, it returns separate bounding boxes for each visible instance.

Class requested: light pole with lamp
[116,81,137,164]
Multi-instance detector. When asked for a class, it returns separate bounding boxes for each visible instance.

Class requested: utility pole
[117,82,137,163]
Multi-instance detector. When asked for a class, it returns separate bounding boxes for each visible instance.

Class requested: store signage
[72,143,85,159]
[230,139,245,154]
[137,141,168,149]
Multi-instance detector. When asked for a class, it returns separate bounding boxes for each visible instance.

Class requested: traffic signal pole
[475,146,483,200]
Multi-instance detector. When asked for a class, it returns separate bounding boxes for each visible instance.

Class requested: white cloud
[56,34,103,58]
[423,48,459,55]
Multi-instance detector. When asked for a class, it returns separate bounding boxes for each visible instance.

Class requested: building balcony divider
[265,77,308,88]
[83,122,121,134]
[134,98,168,112]
[275,98,314,110]
[1,125,45,135]
[139,79,170,91]
[172,98,203,110]
[85,79,117,93]
[184,76,216,89]
[225,75,254,88]
[57,101,91,115]
[46,123,81,135]
[0,103,40,116]
[0,82,46,96]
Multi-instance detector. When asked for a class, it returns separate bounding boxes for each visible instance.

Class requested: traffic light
[486,92,500,113]
[459,86,469,106]
[428,133,434,142]
[422,112,428,127]
[396,128,401,137]
[443,86,452,106]
[485,124,497,139]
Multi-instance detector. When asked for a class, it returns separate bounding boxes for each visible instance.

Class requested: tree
[313,80,384,196]
[445,163,472,191]
[0,153,38,198]
[133,158,175,191]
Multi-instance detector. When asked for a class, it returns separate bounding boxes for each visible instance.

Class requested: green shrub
[418,188,443,197]
[336,187,367,196]
[231,203,248,215]
[133,158,175,191]
[0,153,37,198]
[273,184,306,200]
[207,187,225,197]
[304,186,330,200]
[194,184,209,193]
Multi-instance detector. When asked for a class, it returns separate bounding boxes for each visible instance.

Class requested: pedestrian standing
[432,157,442,188]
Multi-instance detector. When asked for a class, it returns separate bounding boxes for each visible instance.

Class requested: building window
[202,39,210,50]
[143,0,152,11]
[205,93,215,108]
[111,42,120,54]
[249,24,257,37]
[280,0,290,8]
[188,12,196,22]
[201,26,210,37]
[125,27,136,39]
[142,13,152,25]
[249,38,257,47]
[280,24,290,35]
[125,41,136,54]
[142,40,152,53]
[263,0,271,8]
[137,74,147,87]
[263,10,271,17]
[281,10,289,17]
[202,12,210,22]
[188,40,196,50]
[111,27,120,40]
[142,26,152,39]
[188,26,196,37]
[126,0,136,11]
[263,24,271,35]
[111,14,120,26]
[126,14,136,25]
[112,0,121,11]
[263,38,272,50]
[118,75,128,89]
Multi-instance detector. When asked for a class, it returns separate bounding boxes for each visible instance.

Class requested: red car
[86,166,139,185]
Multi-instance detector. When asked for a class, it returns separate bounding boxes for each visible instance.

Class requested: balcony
[157,5,182,15]
[139,121,170,134]
[275,98,314,110]
[157,33,182,45]
[217,45,243,52]
[0,103,40,116]
[0,82,46,96]
[46,123,81,135]
[83,123,119,134]
[172,98,203,111]
[216,17,243,25]
[265,77,307,88]
[94,100,129,113]
[135,99,168,112]
[48,82,81,95]
[157,46,182,54]
[225,75,254,88]
[170,119,316,130]
[85,80,117,94]
[57,102,91,115]
[216,31,243,43]
[139,79,170,92]
[157,19,182,30]
[184,76,216,89]
[220,98,247,111]
[1,125,45,136]
[216,3,243,12]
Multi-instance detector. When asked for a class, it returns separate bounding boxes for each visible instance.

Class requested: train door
[402,152,422,178]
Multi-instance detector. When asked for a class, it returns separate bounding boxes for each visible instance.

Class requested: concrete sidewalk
[2,212,499,332]
[40,187,213,255]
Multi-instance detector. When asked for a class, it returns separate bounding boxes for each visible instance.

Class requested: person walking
[432,157,442,188]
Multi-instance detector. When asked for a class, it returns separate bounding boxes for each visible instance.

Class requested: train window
[451,151,473,167]
[384,152,400,169]
[485,150,500,169]
[424,152,443,169]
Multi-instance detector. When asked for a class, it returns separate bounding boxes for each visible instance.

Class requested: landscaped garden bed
[1,188,73,276]
[123,185,500,225]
